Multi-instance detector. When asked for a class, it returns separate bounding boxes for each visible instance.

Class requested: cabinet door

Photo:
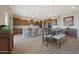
[0,38,9,53]
[48,19,57,25]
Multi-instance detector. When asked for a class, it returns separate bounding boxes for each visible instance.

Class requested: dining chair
[42,29,53,47]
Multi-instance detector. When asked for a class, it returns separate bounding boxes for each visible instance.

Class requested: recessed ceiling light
[72,6,75,8]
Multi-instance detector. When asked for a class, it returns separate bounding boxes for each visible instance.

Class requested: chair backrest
[42,28,52,37]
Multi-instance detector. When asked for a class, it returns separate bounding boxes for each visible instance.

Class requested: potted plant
[0,25,11,36]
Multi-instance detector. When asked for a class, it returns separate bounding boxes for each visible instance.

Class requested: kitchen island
[15,25,38,38]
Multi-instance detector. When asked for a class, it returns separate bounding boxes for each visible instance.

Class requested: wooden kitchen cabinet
[13,17,29,34]
[0,32,13,54]
[48,19,57,25]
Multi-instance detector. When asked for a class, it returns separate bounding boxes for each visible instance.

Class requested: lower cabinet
[65,28,77,38]
[13,26,22,34]
[0,32,13,54]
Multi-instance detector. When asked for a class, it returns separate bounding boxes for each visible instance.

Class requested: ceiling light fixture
[72,6,75,8]
[50,5,58,19]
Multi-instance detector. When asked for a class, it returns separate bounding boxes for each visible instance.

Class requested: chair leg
[42,36,44,44]
[57,39,60,48]
[51,38,54,45]
[42,38,49,47]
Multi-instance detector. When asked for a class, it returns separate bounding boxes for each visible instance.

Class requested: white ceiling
[9,5,79,19]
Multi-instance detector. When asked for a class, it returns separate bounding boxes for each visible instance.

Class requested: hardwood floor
[11,34,79,54]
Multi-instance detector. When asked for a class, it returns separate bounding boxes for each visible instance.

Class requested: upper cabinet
[48,19,57,25]
[13,17,43,26]
[13,17,29,25]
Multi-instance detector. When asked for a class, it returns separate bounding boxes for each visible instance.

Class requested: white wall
[58,11,79,38]
[0,5,13,30]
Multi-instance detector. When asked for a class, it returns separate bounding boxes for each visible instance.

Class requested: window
[5,11,11,26]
